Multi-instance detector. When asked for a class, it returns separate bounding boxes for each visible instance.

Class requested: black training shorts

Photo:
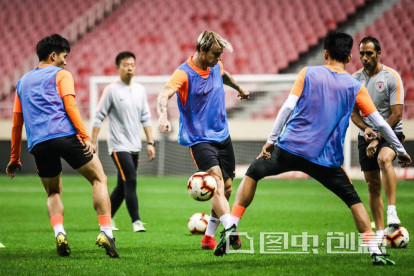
[189,136,236,179]
[246,145,362,208]
[358,133,405,172]
[30,134,93,178]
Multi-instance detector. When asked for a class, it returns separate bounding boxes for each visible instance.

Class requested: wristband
[148,141,155,147]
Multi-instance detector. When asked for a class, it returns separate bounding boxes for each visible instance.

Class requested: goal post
[89,74,353,177]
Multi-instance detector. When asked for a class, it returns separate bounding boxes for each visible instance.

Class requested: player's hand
[147,144,156,162]
[91,142,97,153]
[363,127,376,141]
[398,153,412,168]
[237,87,250,100]
[158,116,171,133]
[6,162,22,179]
[83,141,94,157]
[366,140,379,157]
[257,143,274,160]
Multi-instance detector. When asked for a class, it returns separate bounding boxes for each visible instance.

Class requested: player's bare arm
[222,70,249,100]
[351,106,376,141]
[351,107,380,158]
[157,86,175,132]
[91,127,100,153]
[144,126,156,162]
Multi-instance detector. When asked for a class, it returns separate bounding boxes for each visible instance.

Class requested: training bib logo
[376,81,385,92]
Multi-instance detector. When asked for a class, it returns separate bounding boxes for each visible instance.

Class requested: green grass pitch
[0,175,413,275]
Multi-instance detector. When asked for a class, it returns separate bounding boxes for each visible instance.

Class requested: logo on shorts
[376,81,385,92]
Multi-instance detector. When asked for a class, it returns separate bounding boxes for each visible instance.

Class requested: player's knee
[344,192,362,208]
[367,181,381,196]
[93,173,107,186]
[245,161,267,182]
[124,173,137,183]
[207,166,223,184]
[377,155,393,170]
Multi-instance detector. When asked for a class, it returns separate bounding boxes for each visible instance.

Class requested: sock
[387,205,396,212]
[50,214,66,237]
[376,230,385,243]
[362,230,382,255]
[229,204,246,227]
[98,214,113,238]
[219,214,231,230]
[205,216,220,237]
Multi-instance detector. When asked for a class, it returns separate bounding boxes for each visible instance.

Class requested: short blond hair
[196,31,233,53]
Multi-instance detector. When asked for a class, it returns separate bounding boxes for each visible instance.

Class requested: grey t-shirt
[93,80,152,154]
[353,65,404,135]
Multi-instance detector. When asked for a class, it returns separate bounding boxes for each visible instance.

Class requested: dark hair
[359,36,381,53]
[36,34,70,62]
[323,31,353,63]
[115,51,136,66]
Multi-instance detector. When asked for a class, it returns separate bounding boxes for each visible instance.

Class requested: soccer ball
[187,172,217,201]
[188,213,210,234]
[383,226,409,248]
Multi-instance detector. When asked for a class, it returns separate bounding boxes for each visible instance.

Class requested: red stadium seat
[0,0,384,119]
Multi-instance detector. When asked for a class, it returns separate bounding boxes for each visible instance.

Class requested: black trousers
[111,151,140,222]
[246,145,362,208]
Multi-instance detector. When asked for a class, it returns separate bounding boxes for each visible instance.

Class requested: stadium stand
[0,0,97,80]
[253,0,414,119]
[1,0,414,179]
[0,0,124,118]
[81,0,369,116]
[345,0,414,119]
[0,0,370,119]
[1,0,413,120]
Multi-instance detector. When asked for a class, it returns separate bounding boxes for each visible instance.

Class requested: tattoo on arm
[157,87,174,116]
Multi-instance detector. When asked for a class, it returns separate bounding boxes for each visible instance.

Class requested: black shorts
[246,145,361,208]
[30,134,93,178]
[358,133,405,172]
[189,136,236,179]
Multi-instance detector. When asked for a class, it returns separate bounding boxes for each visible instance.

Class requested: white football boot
[111,219,119,231]
[132,220,146,232]
[387,209,401,227]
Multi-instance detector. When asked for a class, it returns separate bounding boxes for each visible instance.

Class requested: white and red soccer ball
[187,172,217,201]
[188,213,210,234]
[383,226,410,248]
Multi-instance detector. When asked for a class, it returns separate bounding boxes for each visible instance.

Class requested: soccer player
[5,34,118,258]
[91,51,156,232]
[351,36,406,240]
[157,30,249,250]
[215,32,411,265]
